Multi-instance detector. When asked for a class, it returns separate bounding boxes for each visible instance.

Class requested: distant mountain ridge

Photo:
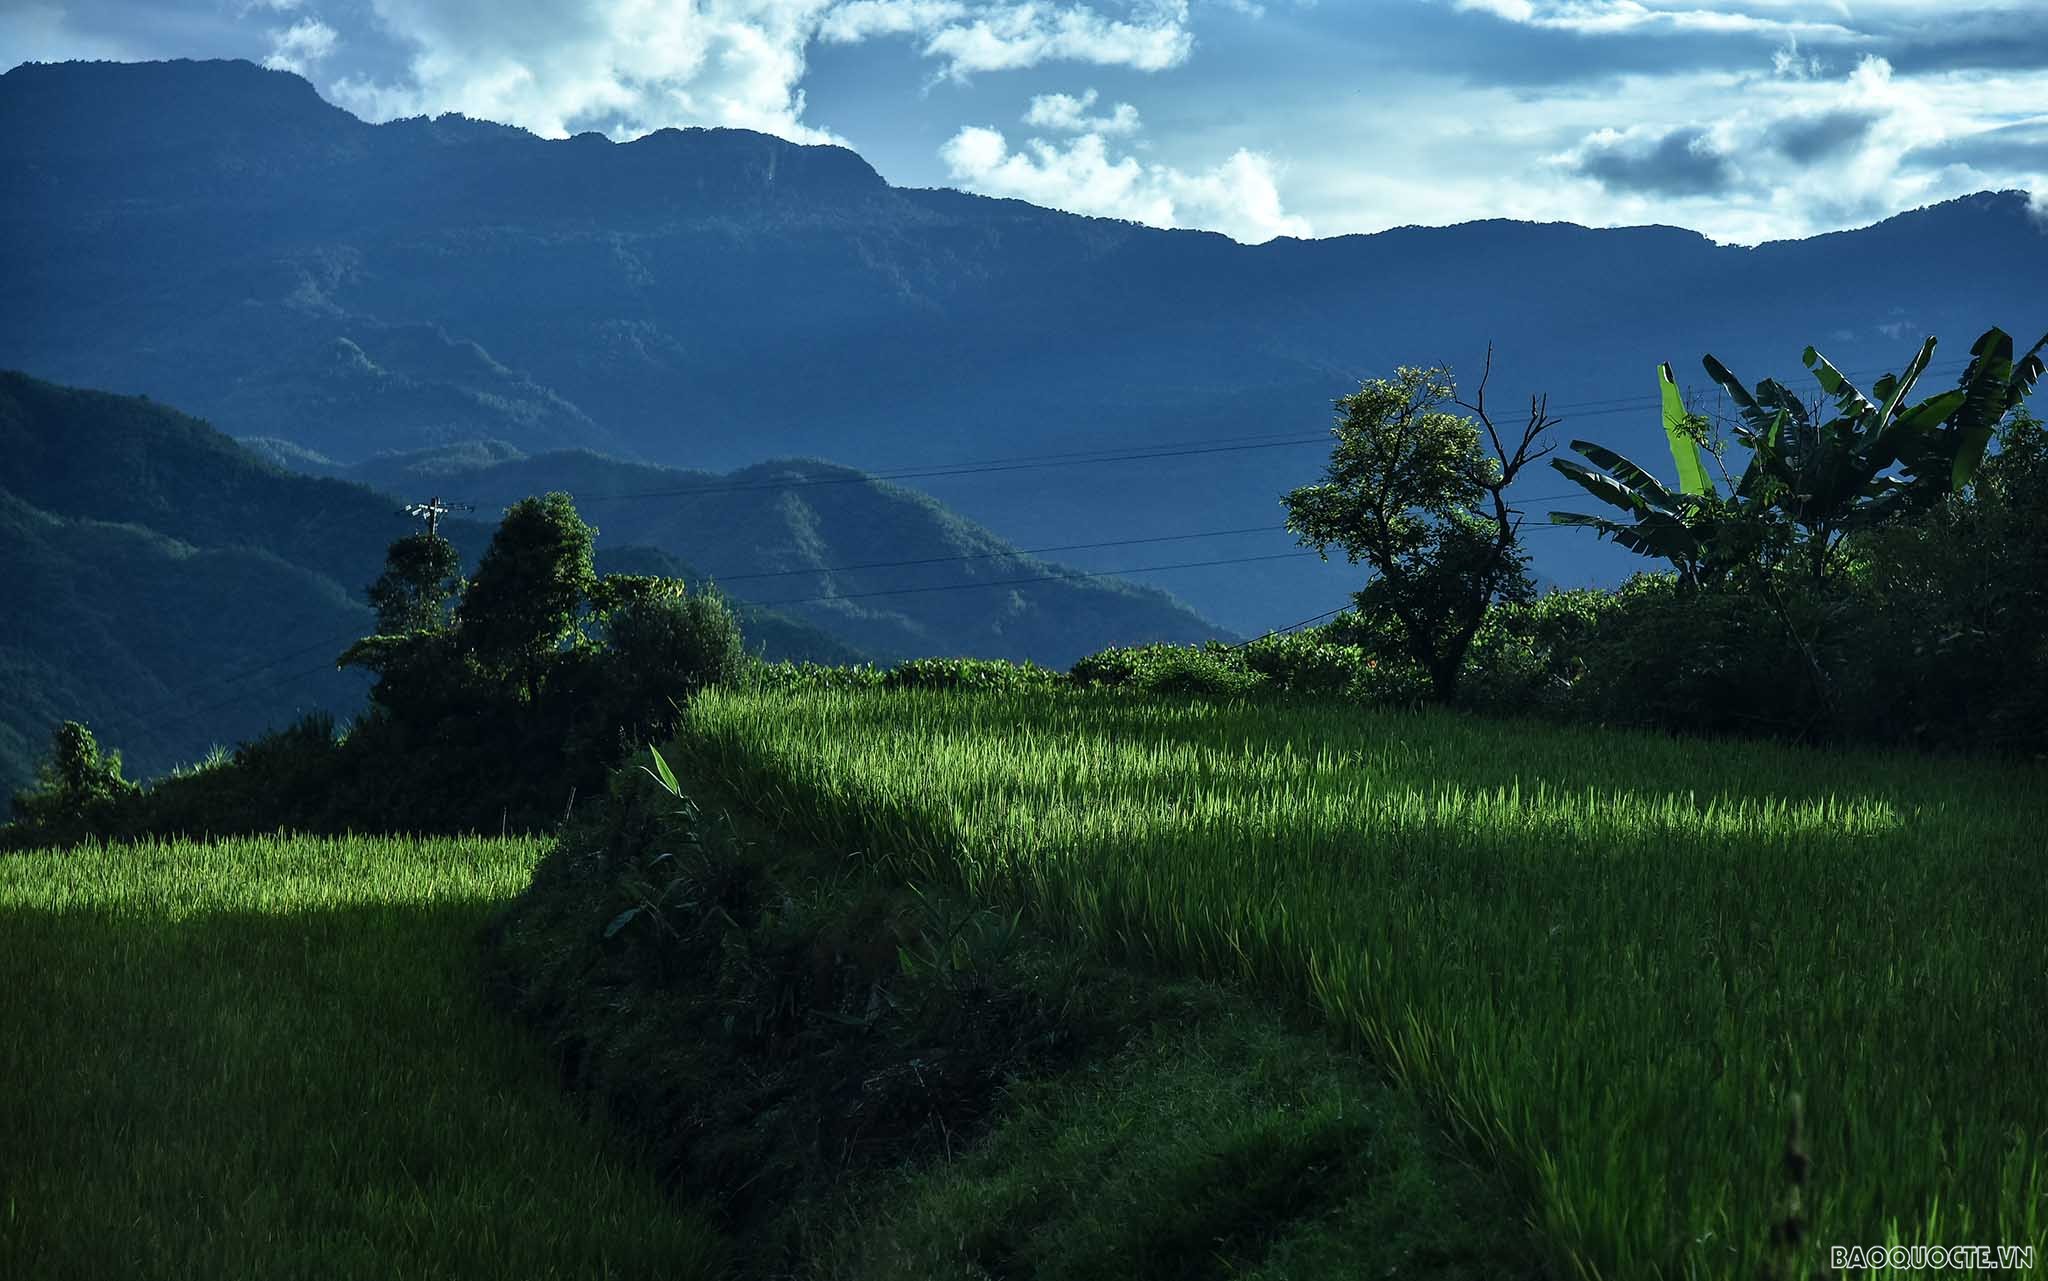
[3,58,2044,633]
[244,435,1234,665]
[0,371,1225,798]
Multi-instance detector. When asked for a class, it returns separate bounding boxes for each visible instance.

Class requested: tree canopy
[1283,359,1553,703]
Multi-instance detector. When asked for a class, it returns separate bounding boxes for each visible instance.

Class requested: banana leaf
[1563,440,1681,513]
[1951,329,2048,489]
[1548,509,1704,562]
[1660,363,1715,496]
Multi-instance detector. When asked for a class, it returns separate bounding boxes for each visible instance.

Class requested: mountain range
[7,58,2045,634]
[0,371,1219,799]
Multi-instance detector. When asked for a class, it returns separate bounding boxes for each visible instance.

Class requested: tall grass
[0,833,726,1281]
[676,686,2048,1280]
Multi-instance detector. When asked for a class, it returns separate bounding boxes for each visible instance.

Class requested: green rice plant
[670,685,2048,1280]
[0,832,726,1281]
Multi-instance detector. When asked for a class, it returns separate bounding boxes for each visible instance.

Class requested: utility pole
[398,496,473,539]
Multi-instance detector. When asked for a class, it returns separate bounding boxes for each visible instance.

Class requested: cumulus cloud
[817,0,966,40]
[327,0,843,144]
[1022,87,1140,133]
[816,0,1195,79]
[941,111,1310,242]
[1450,0,1863,42]
[921,1,1194,80]
[288,1,1196,146]
[261,16,337,74]
[1528,49,2048,241]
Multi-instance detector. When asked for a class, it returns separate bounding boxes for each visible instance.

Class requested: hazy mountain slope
[0,370,487,586]
[5,58,2044,633]
[0,485,374,801]
[320,443,1235,665]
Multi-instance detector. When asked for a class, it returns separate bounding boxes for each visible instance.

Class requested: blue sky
[6,0,2046,245]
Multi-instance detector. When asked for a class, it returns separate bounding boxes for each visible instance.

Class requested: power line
[138,660,366,739]
[79,349,2006,743]
[752,550,1325,608]
[93,630,366,736]
[1226,604,1355,649]
[570,434,1339,506]
[704,523,1288,583]
[547,355,1981,510]
[60,472,1815,740]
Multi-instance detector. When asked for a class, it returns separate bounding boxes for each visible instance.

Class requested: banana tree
[1553,327,2046,587]
[1702,326,2044,583]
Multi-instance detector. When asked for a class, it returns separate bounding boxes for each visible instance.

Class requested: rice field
[674,685,2048,1280]
[0,833,726,1281]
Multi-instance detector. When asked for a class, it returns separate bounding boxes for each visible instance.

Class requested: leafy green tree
[457,492,599,699]
[1282,358,1555,704]
[5,721,139,849]
[365,531,463,634]
[578,578,748,757]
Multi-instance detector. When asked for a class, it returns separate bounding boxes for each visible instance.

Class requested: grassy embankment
[672,685,2048,1279]
[0,833,725,1281]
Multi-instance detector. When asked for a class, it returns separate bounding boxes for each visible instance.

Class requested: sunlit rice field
[675,686,2048,1280]
[0,833,725,1281]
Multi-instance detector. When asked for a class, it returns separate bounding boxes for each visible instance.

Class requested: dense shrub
[1068,643,1260,698]
[1561,575,1824,739]
[133,711,348,839]
[1832,413,2048,755]
[881,657,1065,693]
[1236,633,1371,697]
[1460,589,1614,716]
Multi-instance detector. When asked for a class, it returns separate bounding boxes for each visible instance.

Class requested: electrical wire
[750,549,1326,609]
[87,349,1997,740]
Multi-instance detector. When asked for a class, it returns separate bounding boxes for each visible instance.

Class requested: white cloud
[941,113,1310,242]
[329,0,844,144]
[1452,0,1533,19]
[1770,34,1824,80]
[817,0,967,41]
[261,16,337,74]
[303,1,1192,147]
[816,1,1199,80]
[1448,0,1864,41]
[1519,52,2048,242]
[921,1,1194,80]
[1022,87,1140,133]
